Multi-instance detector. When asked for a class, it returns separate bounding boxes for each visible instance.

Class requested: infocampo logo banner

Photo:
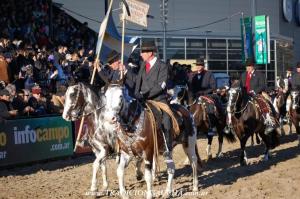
[240,16,253,64]
[0,116,73,167]
[254,15,270,64]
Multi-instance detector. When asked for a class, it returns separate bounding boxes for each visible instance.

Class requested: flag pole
[74,0,114,152]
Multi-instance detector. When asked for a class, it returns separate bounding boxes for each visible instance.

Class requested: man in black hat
[241,58,265,95]
[134,40,173,160]
[95,50,136,95]
[291,62,300,90]
[187,58,216,102]
[241,58,277,134]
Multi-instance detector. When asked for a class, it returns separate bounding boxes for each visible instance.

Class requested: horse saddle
[254,95,271,114]
[198,95,220,116]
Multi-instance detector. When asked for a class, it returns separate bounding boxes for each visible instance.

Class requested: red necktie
[145,62,151,73]
[245,72,252,93]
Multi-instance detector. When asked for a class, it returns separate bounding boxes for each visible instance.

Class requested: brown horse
[169,85,235,159]
[189,94,236,159]
[288,90,300,146]
[226,83,280,166]
[103,84,202,199]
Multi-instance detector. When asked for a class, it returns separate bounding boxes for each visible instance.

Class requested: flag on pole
[96,8,138,64]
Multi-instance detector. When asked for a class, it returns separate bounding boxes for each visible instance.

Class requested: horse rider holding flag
[134,40,173,160]
[95,50,136,96]
[241,57,278,134]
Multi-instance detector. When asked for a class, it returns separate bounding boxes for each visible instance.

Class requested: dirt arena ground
[1,128,300,199]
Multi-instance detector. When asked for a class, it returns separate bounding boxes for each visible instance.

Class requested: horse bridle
[227,88,249,114]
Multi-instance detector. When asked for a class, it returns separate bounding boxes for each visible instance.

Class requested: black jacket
[241,70,265,94]
[98,65,137,96]
[134,58,168,102]
[188,70,216,96]
[291,72,300,90]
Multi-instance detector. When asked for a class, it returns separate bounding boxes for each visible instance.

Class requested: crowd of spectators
[0,0,103,120]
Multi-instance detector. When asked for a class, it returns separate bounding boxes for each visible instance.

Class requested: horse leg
[279,117,285,136]
[288,117,293,135]
[240,136,249,166]
[206,134,213,159]
[135,158,143,181]
[250,135,254,146]
[144,158,153,199]
[182,135,199,192]
[164,152,175,198]
[259,133,271,161]
[117,151,131,199]
[90,147,108,193]
[216,132,224,158]
[152,156,156,181]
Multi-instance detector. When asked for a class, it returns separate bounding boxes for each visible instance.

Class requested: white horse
[62,82,118,195]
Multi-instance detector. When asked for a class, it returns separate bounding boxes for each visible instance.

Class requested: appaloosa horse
[62,82,118,194]
[103,84,202,199]
[288,90,300,146]
[227,83,280,166]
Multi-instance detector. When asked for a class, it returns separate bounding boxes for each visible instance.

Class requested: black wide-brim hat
[141,40,157,52]
[106,50,121,64]
[245,57,255,66]
[193,58,205,66]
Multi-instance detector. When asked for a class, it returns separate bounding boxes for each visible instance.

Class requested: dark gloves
[135,91,149,102]
[135,92,145,102]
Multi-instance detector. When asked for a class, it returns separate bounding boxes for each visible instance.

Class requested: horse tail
[195,143,203,169]
[223,129,236,143]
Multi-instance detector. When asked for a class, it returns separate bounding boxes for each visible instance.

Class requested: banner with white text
[0,117,73,167]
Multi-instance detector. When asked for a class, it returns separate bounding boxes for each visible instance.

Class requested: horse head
[103,83,138,125]
[291,90,300,110]
[62,82,102,121]
[226,86,242,115]
[168,85,188,105]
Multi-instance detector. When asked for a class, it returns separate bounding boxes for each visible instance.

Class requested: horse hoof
[193,187,198,192]
[240,159,248,166]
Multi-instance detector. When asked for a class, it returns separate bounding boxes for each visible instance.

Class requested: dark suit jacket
[134,58,168,102]
[98,65,137,96]
[187,70,216,96]
[291,72,300,90]
[241,70,265,94]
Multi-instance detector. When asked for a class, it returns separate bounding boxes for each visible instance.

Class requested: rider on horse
[240,58,277,134]
[134,40,173,160]
[286,62,300,113]
[187,58,223,135]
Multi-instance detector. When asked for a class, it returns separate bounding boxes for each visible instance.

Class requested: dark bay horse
[227,84,280,166]
[288,90,300,146]
[103,84,202,199]
[62,82,118,194]
[189,94,236,159]
[168,85,235,159]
